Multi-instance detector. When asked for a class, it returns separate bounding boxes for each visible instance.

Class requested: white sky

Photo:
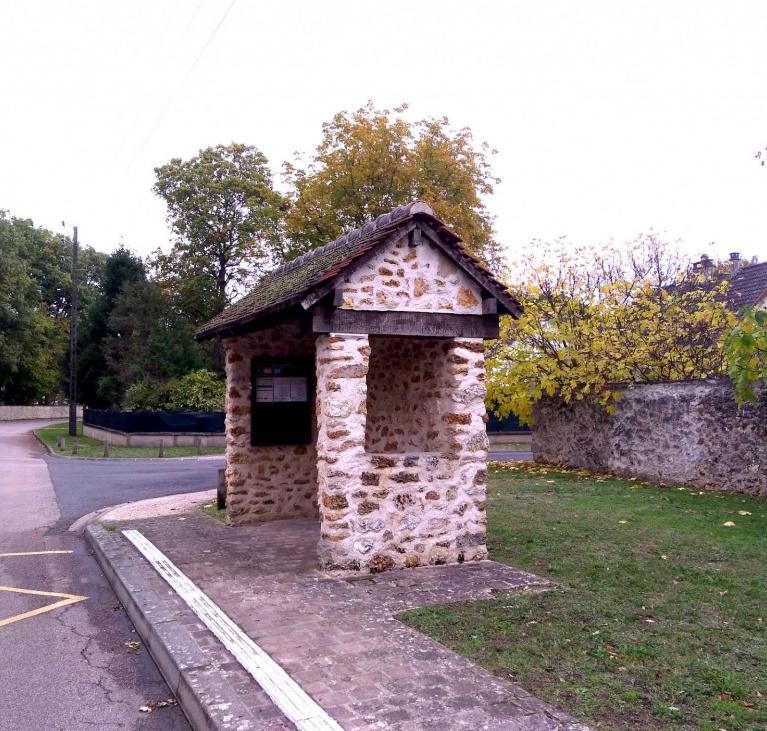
[2,0,767,265]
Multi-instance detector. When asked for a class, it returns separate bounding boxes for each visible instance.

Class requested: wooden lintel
[311,307,500,339]
[482,297,498,315]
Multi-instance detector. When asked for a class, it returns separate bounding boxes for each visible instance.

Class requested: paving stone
[104,513,589,730]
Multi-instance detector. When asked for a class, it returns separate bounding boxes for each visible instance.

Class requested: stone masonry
[337,235,483,314]
[533,379,767,496]
[224,320,319,524]
[315,333,489,572]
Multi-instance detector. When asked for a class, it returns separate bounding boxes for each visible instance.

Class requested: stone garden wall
[223,321,319,524]
[0,405,82,420]
[533,379,767,496]
[315,333,489,571]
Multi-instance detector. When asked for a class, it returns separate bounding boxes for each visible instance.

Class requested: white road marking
[121,529,343,731]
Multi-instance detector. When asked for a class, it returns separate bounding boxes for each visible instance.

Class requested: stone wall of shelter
[223,321,319,524]
[315,333,489,572]
[337,237,483,314]
[365,335,467,454]
[533,379,767,497]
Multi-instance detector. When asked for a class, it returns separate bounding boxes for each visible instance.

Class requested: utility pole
[68,226,79,437]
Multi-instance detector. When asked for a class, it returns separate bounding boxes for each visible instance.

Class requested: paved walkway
[94,512,589,730]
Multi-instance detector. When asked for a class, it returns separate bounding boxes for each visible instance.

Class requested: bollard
[102,440,110,458]
[195,436,203,456]
[217,468,226,510]
[57,435,65,451]
[158,439,164,458]
[72,437,78,455]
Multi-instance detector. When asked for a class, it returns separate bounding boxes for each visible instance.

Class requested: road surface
[489,450,534,462]
[0,420,219,730]
[45,451,224,526]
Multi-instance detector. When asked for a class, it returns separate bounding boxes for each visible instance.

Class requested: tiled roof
[196,201,521,340]
[727,261,767,312]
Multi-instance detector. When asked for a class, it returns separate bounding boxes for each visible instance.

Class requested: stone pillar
[440,338,489,562]
[315,333,489,573]
[315,333,370,569]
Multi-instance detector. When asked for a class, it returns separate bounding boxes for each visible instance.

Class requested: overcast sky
[2,0,767,265]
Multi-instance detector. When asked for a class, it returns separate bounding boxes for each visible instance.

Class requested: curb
[69,489,217,533]
[32,428,58,456]
[69,505,128,533]
[86,524,281,731]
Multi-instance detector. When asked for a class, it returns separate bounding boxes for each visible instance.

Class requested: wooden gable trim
[416,221,522,318]
[311,306,499,339]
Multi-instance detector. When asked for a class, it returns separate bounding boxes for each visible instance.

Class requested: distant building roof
[196,201,521,340]
[727,261,767,312]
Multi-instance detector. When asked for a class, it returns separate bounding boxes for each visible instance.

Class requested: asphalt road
[489,450,534,462]
[0,420,204,730]
[46,452,224,525]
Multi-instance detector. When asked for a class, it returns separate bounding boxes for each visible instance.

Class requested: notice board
[250,358,313,445]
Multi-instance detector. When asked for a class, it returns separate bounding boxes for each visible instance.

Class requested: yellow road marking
[0,585,87,628]
[0,550,74,558]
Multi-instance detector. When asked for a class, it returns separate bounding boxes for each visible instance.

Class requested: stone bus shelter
[196,201,521,572]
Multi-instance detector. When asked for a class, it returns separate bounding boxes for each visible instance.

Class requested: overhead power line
[124,0,237,173]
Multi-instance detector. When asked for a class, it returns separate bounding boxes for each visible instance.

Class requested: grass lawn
[36,421,224,459]
[200,499,226,522]
[400,462,767,730]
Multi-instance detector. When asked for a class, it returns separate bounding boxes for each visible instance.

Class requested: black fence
[486,411,530,433]
[84,409,224,434]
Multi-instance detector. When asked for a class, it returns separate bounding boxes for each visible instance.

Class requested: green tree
[78,247,147,407]
[103,279,206,395]
[487,238,735,424]
[152,143,284,321]
[0,213,84,404]
[723,308,767,404]
[283,102,501,266]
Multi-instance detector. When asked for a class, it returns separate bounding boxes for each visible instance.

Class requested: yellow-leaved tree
[281,102,502,268]
[486,237,735,424]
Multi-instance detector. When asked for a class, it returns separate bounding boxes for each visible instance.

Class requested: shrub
[124,378,175,411]
[724,308,767,405]
[124,370,224,412]
[166,369,225,412]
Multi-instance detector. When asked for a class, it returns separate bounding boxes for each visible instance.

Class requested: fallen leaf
[139,698,177,713]
[737,511,752,516]
[618,520,628,524]
[723,521,736,527]
[660,555,668,560]
[124,640,141,650]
